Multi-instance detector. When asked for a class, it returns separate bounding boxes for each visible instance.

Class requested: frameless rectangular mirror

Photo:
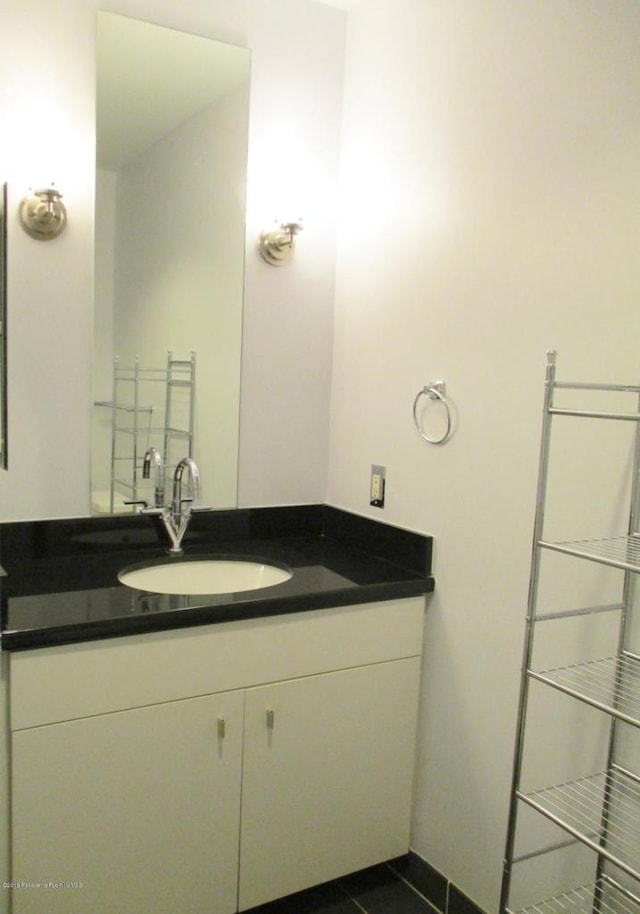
[91,12,250,514]
[0,182,7,470]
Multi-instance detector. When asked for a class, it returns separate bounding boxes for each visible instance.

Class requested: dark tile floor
[244,863,437,914]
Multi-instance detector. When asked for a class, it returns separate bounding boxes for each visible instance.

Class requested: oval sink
[118,558,292,595]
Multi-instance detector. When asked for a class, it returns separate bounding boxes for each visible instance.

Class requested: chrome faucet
[171,457,200,529]
[142,447,165,507]
[152,456,200,554]
[138,456,206,554]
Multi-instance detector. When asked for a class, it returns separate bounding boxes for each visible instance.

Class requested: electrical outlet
[370,464,386,508]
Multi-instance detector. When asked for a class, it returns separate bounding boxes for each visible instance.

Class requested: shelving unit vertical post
[163,350,197,475]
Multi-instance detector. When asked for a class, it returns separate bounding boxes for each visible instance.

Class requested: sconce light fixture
[19,186,67,240]
[258,220,303,266]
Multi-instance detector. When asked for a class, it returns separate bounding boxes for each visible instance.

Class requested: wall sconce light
[19,186,67,240]
[258,220,303,266]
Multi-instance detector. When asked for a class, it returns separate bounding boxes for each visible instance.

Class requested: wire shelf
[507,877,640,914]
[518,769,640,880]
[96,401,153,413]
[539,536,640,574]
[530,654,640,728]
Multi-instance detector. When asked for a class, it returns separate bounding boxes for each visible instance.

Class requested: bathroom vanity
[1,506,433,914]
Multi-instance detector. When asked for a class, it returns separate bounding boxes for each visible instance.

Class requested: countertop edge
[2,576,434,651]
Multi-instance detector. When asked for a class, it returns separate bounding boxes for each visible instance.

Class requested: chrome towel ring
[413,380,452,444]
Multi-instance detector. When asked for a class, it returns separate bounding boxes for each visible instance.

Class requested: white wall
[330,0,640,909]
[0,0,95,521]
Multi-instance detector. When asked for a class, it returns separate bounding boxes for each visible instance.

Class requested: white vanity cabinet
[9,598,425,914]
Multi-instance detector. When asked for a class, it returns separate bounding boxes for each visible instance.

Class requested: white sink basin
[118,558,292,595]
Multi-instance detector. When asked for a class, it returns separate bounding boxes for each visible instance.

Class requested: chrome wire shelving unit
[99,351,196,512]
[501,352,640,914]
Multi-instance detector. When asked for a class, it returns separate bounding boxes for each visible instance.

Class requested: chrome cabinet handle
[266,709,275,730]
[217,717,226,739]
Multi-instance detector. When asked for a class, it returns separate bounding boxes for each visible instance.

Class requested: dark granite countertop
[0,506,434,651]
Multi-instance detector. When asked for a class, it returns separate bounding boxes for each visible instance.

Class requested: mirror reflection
[91,12,250,514]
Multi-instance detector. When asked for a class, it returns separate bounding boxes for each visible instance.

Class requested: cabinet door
[11,691,244,914]
[239,656,422,910]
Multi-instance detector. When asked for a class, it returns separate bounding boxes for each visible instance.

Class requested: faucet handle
[178,497,193,516]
